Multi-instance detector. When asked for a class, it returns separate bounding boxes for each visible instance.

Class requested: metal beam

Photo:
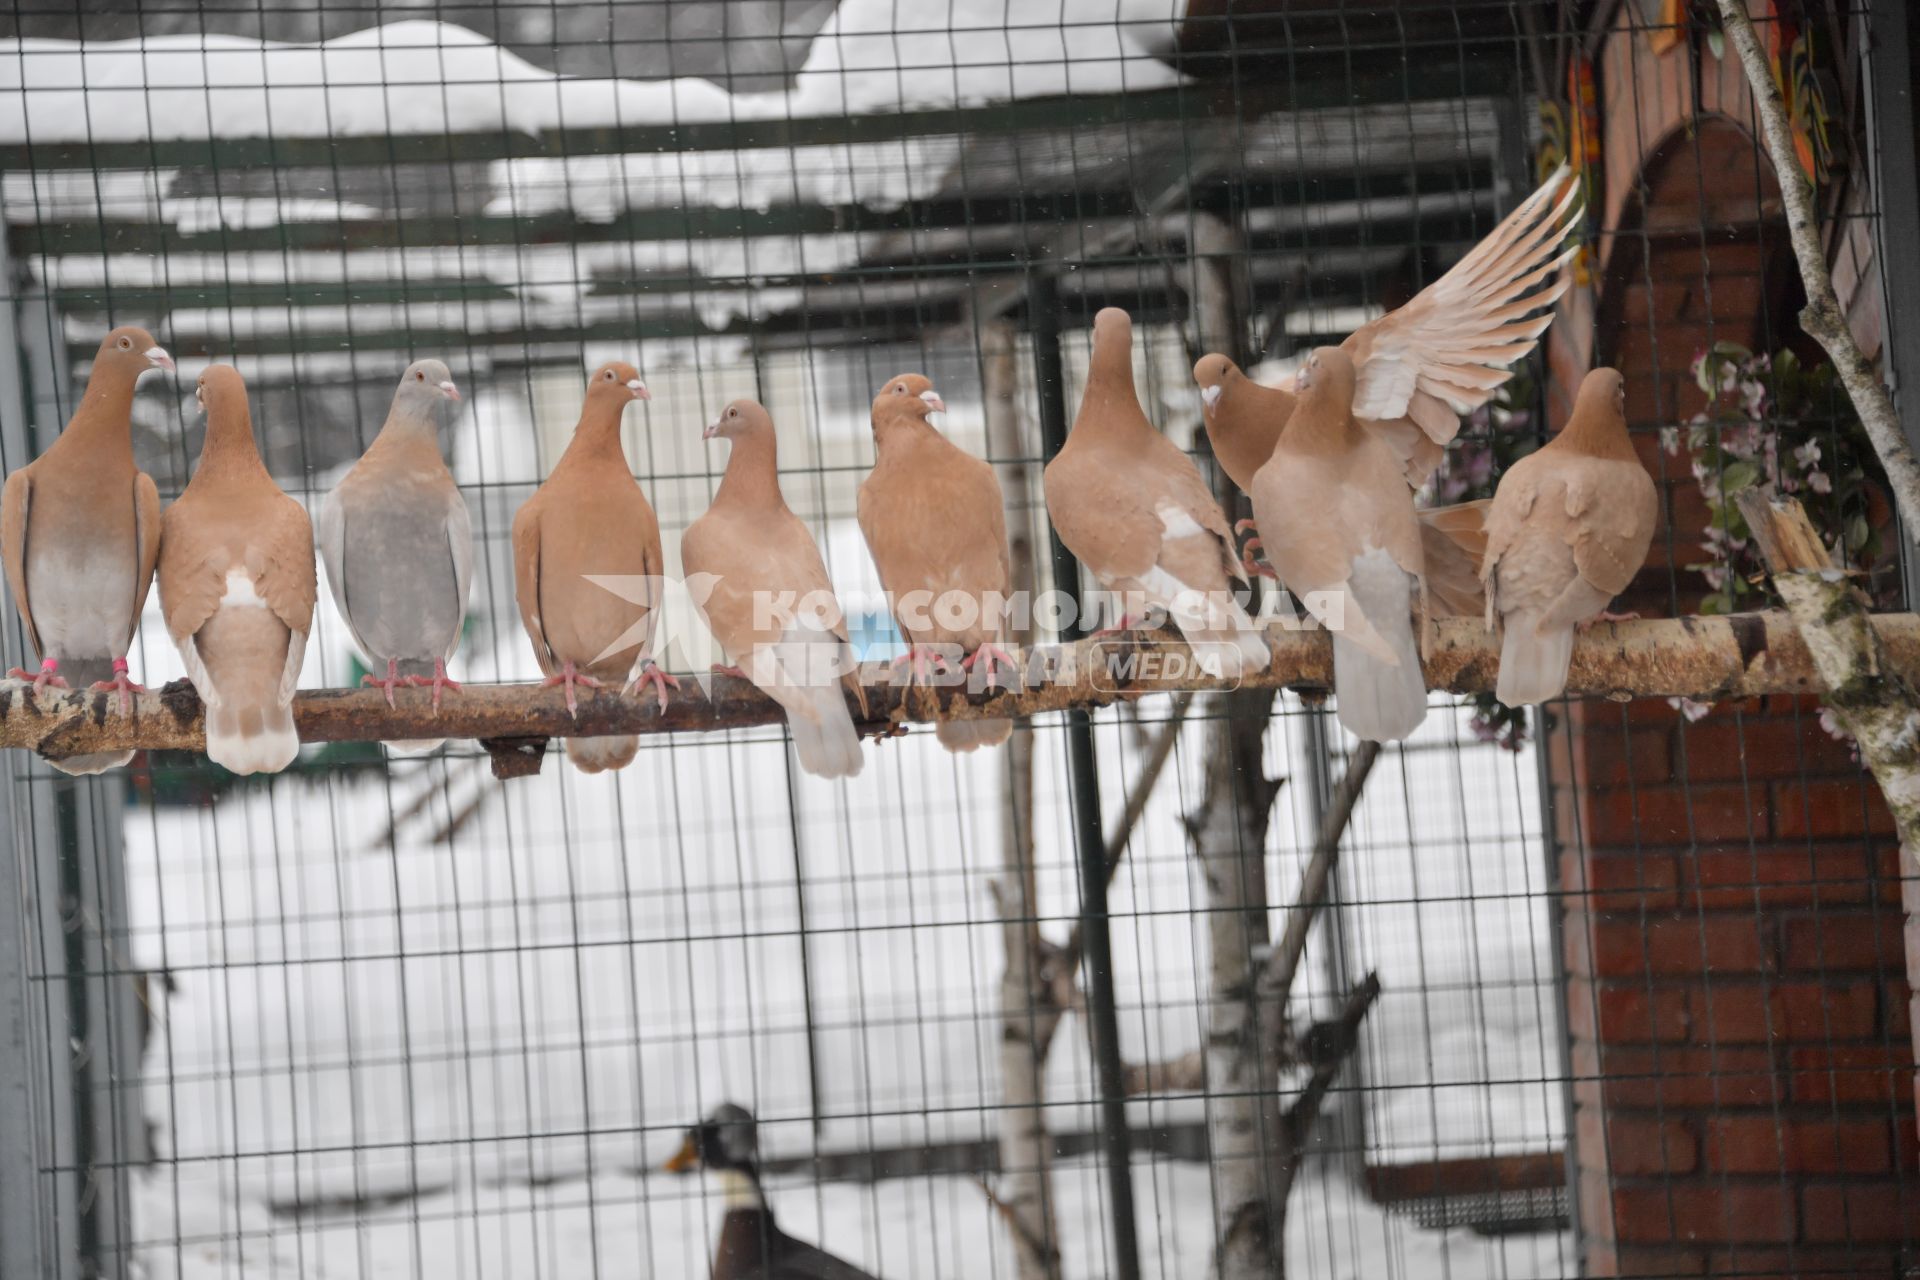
[0,56,1516,173]
[14,164,1491,258]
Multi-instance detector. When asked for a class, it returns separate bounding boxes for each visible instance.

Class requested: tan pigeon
[511,361,674,775]
[682,400,868,780]
[0,326,171,774]
[1043,307,1267,677]
[1481,367,1657,706]
[318,358,470,755]
[1252,347,1428,743]
[857,373,1014,752]
[1193,354,1490,618]
[158,366,317,775]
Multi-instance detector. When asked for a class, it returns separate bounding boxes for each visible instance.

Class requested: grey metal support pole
[0,244,143,1280]
[1028,274,1141,1280]
[1862,0,1920,607]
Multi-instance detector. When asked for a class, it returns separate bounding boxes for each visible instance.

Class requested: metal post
[1862,0,1920,607]
[1028,273,1141,1280]
[0,245,142,1280]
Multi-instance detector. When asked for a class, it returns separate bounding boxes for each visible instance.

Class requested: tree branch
[1286,972,1383,1148]
[1255,741,1382,1029]
[1060,689,1197,978]
[4,612,1905,767]
[1736,490,1920,1120]
[1713,0,1920,537]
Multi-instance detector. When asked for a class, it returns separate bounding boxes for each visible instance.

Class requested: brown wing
[2,468,41,658]
[248,494,317,638]
[1567,459,1658,598]
[130,471,162,640]
[510,494,557,676]
[1344,166,1581,441]
[1418,499,1491,618]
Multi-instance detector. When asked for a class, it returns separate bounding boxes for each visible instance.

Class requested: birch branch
[1285,972,1384,1147]
[3,612,1905,768]
[1735,491,1920,1119]
[1713,0,1920,536]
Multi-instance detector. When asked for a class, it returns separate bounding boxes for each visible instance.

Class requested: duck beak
[439,380,462,402]
[1199,384,1222,416]
[145,346,175,372]
[664,1135,699,1173]
[918,389,946,414]
[627,378,651,401]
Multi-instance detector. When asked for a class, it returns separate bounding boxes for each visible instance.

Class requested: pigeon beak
[703,415,722,441]
[918,389,946,414]
[145,346,174,372]
[439,380,462,402]
[627,379,651,401]
[663,1135,699,1174]
[1199,385,1222,416]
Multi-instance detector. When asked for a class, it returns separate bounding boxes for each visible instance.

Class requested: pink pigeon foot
[1234,517,1259,537]
[542,661,604,719]
[625,660,680,713]
[362,658,406,709]
[889,647,951,686]
[8,658,70,696]
[400,659,463,713]
[89,657,146,715]
[1089,614,1142,639]
[960,643,1019,692]
[1239,536,1279,581]
[1579,610,1643,631]
[710,663,747,679]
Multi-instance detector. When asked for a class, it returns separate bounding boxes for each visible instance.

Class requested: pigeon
[318,358,470,755]
[1252,347,1428,743]
[1481,367,1657,706]
[510,361,674,775]
[1193,162,1580,589]
[158,366,317,775]
[1193,353,1490,617]
[682,399,867,780]
[1043,307,1267,677]
[857,373,1014,752]
[0,326,171,775]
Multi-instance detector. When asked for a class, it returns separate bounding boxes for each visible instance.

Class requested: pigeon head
[1192,353,1240,418]
[704,398,773,443]
[195,364,249,417]
[1577,366,1626,424]
[1293,346,1354,404]
[664,1103,759,1175]
[95,325,173,381]
[871,373,945,427]
[395,358,461,408]
[587,361,649,406]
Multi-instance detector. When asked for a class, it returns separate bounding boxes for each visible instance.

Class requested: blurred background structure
[0,2,1915,1278]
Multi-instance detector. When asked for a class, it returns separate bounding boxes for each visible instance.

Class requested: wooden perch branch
[1713,0,1920,538]
[3,612,1910,766]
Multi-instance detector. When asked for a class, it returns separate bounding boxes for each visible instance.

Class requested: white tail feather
[779,684,864,778]
[205,701,300,776]
[385,738,448,757]
[49,751,134,776]
[936,717,1013,752]
[564,735,639,773]
[1495,613,1576,707]
[1333,551,1427,742]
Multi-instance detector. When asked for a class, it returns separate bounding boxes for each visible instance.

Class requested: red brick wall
[1546,10,1918,1276]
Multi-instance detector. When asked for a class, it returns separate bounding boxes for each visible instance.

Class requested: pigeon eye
[728,408,738,418]
[118,336,131,350]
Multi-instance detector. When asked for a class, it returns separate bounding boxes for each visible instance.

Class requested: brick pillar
[1552,126,1919,1277]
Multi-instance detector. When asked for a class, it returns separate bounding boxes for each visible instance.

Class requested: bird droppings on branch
[0,611,1913,769]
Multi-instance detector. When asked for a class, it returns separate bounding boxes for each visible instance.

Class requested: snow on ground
[132,1153,1572,1280]
[0,2,1185,146]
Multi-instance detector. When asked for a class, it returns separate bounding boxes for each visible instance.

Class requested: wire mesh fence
[0,2,1914,1278]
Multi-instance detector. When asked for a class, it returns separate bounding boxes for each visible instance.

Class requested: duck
[665,1104,884,1280]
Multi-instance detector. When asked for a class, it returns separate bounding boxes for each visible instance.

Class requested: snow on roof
[0,2,1184,147]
